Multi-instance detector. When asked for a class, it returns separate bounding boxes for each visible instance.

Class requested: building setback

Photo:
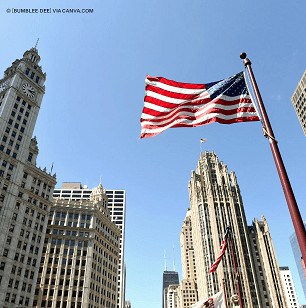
[34,184,120,308]
[0,48,56,307]
[188,151,287,307]
[291,70,306,135]
[53,182,126,308]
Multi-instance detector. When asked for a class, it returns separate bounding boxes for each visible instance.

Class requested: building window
[28,153,33,162]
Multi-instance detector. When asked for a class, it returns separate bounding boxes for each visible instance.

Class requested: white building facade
[188,151,287,307]
[179,209,198,307]
[291,70,306,135]
[34,184,120,308]
[279,266,300,308]
[53,182,126,308]
[0,48,56,307]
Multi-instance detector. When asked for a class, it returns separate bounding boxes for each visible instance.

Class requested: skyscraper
[53,182,126,308]
[165,284,180,308]
[162,270,179,308]
[291,70,306,135]
[279,266,300,308]
[179,209,198,307]
[188,151,287,307]
[0,48,56,307]
[34,184,120,308]
[249,217,288,306]
[290,225,306,299]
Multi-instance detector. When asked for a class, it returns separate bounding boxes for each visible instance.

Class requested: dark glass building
[162,270,179,308]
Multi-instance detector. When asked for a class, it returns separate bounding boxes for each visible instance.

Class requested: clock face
[22,83,36,99]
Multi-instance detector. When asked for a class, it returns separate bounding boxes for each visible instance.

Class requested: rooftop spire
[172,244,176,271]
[34,38,39,49]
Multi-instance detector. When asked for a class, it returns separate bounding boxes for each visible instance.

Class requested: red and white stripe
[140,75,259,138]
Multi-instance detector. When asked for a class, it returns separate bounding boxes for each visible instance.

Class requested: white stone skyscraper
[188,151,287,307]
[279,266,300,308]
[0,48,56,306]
[178,209,198,307]
[53,182,126,308]
[291,70,306,135]
[34,184,120,308]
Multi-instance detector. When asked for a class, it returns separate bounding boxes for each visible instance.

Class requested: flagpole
[222,279,229,308]
[229,229,243,308]
[240,52,306,267]
[228,229,244,308]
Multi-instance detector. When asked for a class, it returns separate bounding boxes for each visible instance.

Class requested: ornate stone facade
[188,151,287,307]
[0,48,56,307]
[34,186,120,308]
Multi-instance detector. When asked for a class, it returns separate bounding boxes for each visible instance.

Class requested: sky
[0,1,306,307]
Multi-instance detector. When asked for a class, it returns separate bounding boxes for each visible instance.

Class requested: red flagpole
[222,279,229,308]
[228,230,244,308]
[240,52,306,266]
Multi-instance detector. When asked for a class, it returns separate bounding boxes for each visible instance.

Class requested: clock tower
[0,48,56,307]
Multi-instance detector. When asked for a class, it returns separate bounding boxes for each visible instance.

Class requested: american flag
[209,227,230,273]
[140,72,259,138]
[192,290,226,308]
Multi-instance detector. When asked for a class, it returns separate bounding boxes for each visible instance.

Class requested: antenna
[164,250,167,271]
[34,38,39,49]
[172,244,176,271]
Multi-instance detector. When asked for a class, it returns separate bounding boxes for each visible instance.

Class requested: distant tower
[179,209,198,307]
[279,266,300,308]
[291,70,306,135]
[290,224,306,299]
[162,270,179,308]
[188,151,287,307]
[0,48,56,307]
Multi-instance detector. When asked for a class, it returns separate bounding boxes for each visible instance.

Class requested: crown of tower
[23,48,41,64]
[90,183,105,202]
[3,47,45,80]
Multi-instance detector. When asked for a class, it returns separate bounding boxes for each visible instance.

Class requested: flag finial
[240,52,247,59]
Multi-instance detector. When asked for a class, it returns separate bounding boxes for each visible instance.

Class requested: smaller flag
[209,227,230,273]
[200,138,207,143]
[192,290,226,308]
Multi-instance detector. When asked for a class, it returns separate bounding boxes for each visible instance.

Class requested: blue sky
[1,0,306,307]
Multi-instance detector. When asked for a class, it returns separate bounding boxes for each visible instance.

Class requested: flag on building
[191,290,226,308]
[140,71,259,138]
[209,227,230,273]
